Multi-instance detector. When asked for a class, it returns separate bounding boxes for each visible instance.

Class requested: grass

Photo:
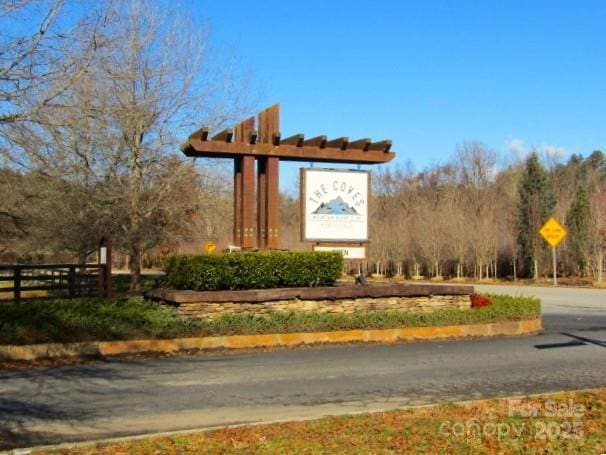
[0,297,202,345]
[34,388,606,454]
[0,294,539,346]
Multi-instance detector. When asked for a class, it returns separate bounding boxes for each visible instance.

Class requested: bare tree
[0,0,104,243]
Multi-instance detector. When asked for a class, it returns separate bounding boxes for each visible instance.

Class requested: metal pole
[552,246,557,286]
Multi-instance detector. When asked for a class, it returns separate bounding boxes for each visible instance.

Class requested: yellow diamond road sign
[539,217,567,247]
[203,241,217,253]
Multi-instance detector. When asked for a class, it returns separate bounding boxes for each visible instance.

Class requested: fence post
[68,265,76,299]
[98,236,113,299]
[14,266,21,304]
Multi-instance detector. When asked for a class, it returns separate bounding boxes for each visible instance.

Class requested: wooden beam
[258,104,280,143]
[326,137,349,150]
[304,135,327,148]
[248,130,258,144]
[235,117,255,143]
[282,134,304,147]
[272,132,281,146]
[212,128,234,142]
[369,140,392,153]
[185,139,395,164]
[349,138,371,151]
[180,142,194,154]
[188,127,209,142]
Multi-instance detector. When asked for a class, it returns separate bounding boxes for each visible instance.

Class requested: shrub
[163,251,344,291]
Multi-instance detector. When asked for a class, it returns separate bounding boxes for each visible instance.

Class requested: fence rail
[0,263,107,303]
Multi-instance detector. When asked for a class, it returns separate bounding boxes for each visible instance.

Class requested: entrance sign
[539,217,567,286]
[313,245,366,260]
[539,217,567,247]
[301,168,369,242]
[182,104,394,250]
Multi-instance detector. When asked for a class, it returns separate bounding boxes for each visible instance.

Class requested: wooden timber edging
[146,283,475,304]
[0,318,541,361]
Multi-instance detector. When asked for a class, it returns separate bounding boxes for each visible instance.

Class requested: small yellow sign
[203,241,217,253]
[539,217,567,247]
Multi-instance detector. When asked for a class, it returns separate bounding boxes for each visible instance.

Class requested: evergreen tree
[517,153,556,278]
[566,186,591,275]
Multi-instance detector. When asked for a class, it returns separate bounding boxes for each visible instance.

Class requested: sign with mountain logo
[300,168,369,242]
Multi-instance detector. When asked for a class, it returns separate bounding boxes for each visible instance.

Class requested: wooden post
[234,117,255,248]
[267,156,280,249]
[241,155,255,248]
[257,157,267,249]
[68,265,76,299]
[552,246,557,286]
[233,156,243,245]
[258,104,280,249]
[14,266,21,304]
[98,236,113,298]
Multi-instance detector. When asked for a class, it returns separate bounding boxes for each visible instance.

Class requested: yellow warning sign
[203,241,217,253]
[539,217,567,247]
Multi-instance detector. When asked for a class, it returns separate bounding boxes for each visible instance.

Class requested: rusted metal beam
[272,132,281,146]
[349,138,371,151]
[184,139,395,164]
[303,135,327,148]
[212,128,234,142]
[282,134,304,147]
[326,137,349,150]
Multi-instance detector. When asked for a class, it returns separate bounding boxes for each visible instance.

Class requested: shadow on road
[0,360,148,450]
[534,332,605,350]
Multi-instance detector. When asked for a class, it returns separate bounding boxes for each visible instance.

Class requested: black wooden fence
[0,264,108,303]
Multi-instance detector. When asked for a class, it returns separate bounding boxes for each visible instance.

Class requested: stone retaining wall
[148,284,474,321]
[169,295,470,320]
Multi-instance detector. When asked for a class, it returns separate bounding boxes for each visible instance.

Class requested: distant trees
[1,4,604,286]
[566,187,591,275]
[517,153,556,279]
[360,148,605,283]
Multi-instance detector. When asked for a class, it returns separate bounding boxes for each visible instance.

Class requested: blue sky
[197,1,606,192]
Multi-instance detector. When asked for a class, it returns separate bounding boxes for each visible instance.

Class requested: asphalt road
[1,284,605,449]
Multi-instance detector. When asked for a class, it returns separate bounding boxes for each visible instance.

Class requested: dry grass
[39,388,606,454]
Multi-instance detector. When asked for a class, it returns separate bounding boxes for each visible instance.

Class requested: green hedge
[163,251,344,291]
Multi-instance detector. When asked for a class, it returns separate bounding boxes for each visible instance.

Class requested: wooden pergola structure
[182,104,395,250]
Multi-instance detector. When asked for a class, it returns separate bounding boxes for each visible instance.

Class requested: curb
[0,318,541,361]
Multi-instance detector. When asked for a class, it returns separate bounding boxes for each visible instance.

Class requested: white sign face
[301,168,369,242]
[313,245,366,259]
[99,247,107,265]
